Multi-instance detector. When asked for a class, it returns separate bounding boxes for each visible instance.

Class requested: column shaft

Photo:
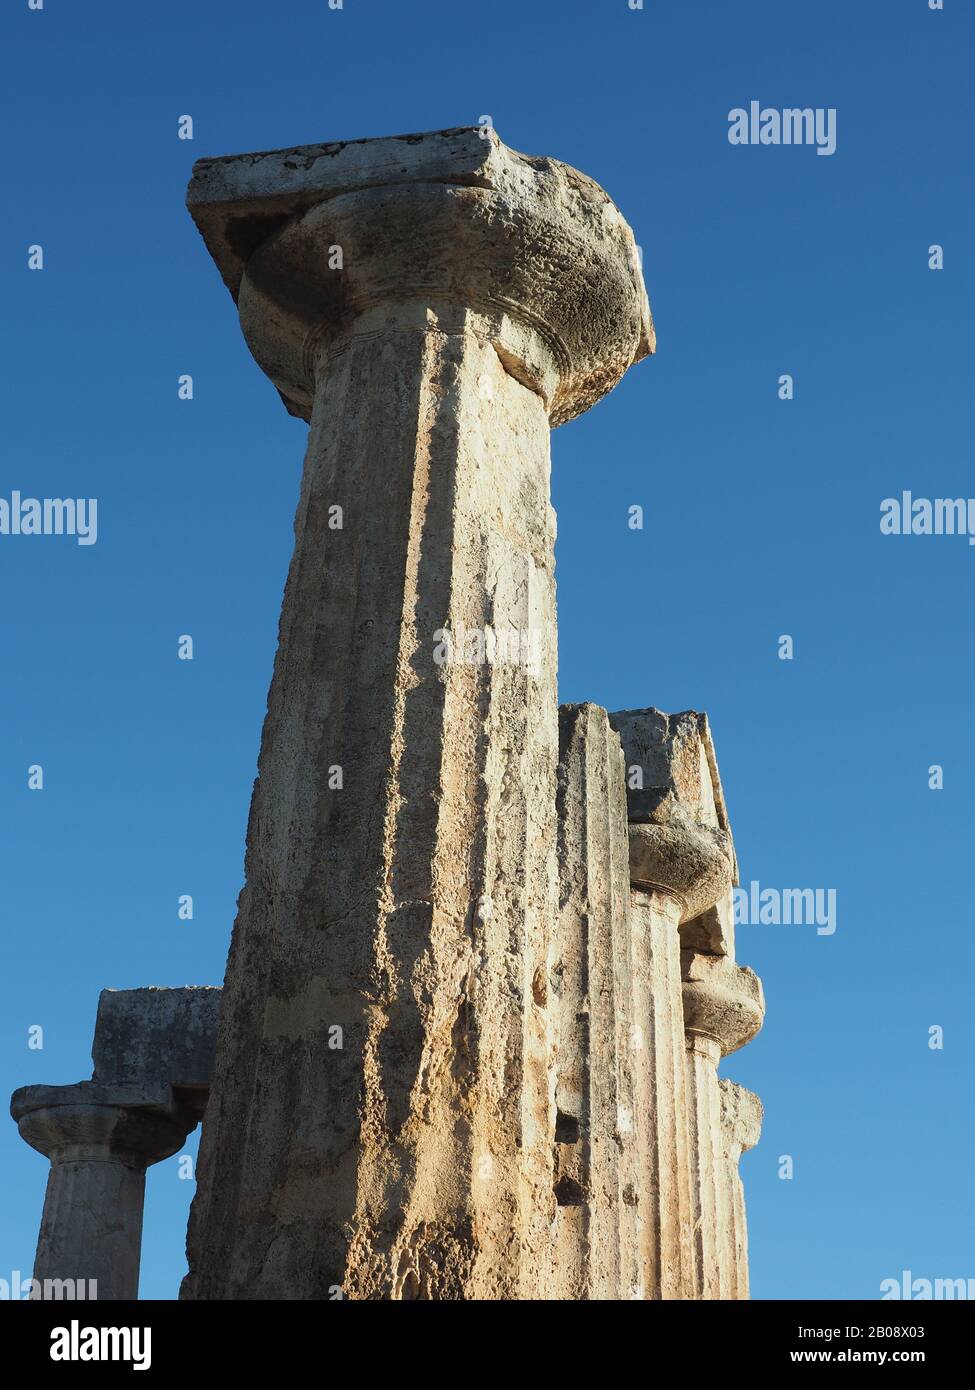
[681,951,765,1298]
[183,126,654,1302]
[629,889,696,1298]
[684,1036,725,1298]
[11,1091,190,1302]
[552,704,636,1299]
[33,1158,145,1300]
[188,303,559,1299]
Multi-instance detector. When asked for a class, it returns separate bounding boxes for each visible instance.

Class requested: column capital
[11,1083,192,1169]
[608,707,736,921]
[680,952,765,1058]
[626,820,733,923]
[187,125,653,428]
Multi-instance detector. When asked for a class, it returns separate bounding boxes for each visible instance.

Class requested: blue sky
[2,0,971,1300]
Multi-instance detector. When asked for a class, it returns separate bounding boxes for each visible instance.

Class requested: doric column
[718,1079,763,1299]
[182,128,652,1300]
[11,1084,191,1300]
[551,703,637,1299]
[10,987,220,1301]
[626,886,694,1297]
[681,952,764,1298]
[609,707,738,1299]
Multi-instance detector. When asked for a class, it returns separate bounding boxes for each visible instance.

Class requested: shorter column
[608,706,738,1300]
[718,1079,763,1300]
[551,703,635,1300]
[11,987,220,1300]
[681,952,764,1299]
[12,1083,193,1300]
[627,884,695,1299]
[12,1084,191,1301]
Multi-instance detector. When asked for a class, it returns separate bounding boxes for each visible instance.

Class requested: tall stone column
[12,1084,191,1300]
[626,885,695,1298]
[608,708,735,1299]
[609,707,760,1300]
[681,951,764,1298]
[551,703,639,1300]
[183,128,652,1300]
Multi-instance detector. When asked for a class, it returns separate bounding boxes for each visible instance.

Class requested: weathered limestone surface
[683,889,736,959]
[626,887,696,1298]
[187,126,653,426]
[682,952,764,1299]
[609,708,729,1299]
[182,128,652,1300]
[609,707,736,920]
[12,134,770,1304]
[10,987,220,1299]
[552,703,636,1298]
[718,1078,763,1299]
[92,986,222,1118]
[609,708,763,1300]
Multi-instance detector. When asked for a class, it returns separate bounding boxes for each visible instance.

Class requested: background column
[681,951,765,1298]
[12,1085,190,1300]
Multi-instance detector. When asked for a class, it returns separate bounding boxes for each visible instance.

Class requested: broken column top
[186,125,654,427]
[11,986,223,1139]
[607,709,731,833]
[609,707,738,927]
[91,987,222,1095]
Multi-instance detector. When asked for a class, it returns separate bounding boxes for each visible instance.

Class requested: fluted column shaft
[188,302,559,1300]
[608,706,739,1300]
[552,704,640,1299]
[183,129,653,1300]
[34,1145,145,1301]
[681,951,765,1299]
[628,887,696,1299]
[683,1034,725,1297]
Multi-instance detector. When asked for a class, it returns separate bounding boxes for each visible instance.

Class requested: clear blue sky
[2,0,971,1300]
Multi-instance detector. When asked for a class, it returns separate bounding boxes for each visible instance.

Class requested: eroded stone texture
[609,707,736,920]
[187,126,653,427]
[718,1079,763,1299]
[552,703,636,1298]
[681,945,764,1299]
[609,707,764,1300]
[627,887,697,1298]
[182,128,652,1301]
[610,708,729,1298]
[682,888,736,959]
[93,987,221,1117]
